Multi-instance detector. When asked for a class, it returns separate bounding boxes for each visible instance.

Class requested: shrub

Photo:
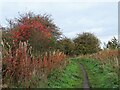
[4,12,61,55]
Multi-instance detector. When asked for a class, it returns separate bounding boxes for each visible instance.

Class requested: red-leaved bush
[2,12,64,88]
[6,12,61,55]
[11,16,52,43]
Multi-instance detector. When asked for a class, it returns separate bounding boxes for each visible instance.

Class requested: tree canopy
[2,12,62,55]
[106,37,118,49]
[57,38,75,56]
[73,32,101,55]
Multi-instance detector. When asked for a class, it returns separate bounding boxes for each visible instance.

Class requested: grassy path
[48,58,119,88]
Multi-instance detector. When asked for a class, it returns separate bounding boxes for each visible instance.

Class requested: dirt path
[80,64,90,90]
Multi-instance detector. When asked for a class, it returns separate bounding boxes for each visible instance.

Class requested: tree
[57,38,75,56]
[4,12,61,55]
[107,37,118,49]
[73,32,101,55]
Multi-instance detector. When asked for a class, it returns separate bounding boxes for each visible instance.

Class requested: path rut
[80,64,90,90]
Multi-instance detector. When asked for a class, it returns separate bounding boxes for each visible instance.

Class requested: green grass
[48,58,83,88]
[79,58,119,88]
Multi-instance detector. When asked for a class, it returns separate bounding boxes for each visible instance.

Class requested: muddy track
[80,64,90,90]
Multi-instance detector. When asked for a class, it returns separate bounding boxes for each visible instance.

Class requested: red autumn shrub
[2,12,66,88]
[11,16,51,42]
[6,12,61,55]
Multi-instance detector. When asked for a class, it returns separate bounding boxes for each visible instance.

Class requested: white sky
[0,0,119,48]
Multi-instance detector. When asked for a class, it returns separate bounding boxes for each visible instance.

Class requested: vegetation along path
[48,57,119,88]
[79,58,119,88]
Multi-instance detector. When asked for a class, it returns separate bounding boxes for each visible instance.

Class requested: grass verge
[47,58,83,88]
[79,58,119,88]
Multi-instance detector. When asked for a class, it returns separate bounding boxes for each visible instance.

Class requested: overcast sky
[0,0,118,48]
